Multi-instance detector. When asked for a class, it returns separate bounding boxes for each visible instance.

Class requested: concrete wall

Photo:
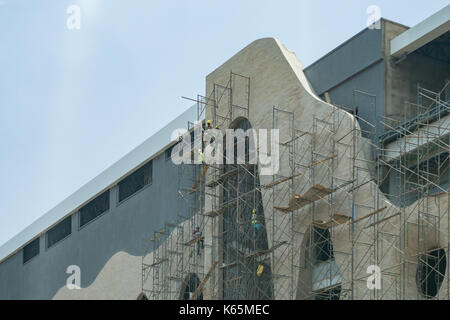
[0,152,195,299]
[304,27,385,139]
[383,19,450,128]
[204,37,360,299]
[381,19,450,207]
[304,20,450,139]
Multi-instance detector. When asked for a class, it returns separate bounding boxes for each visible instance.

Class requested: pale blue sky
[0,0,448,246]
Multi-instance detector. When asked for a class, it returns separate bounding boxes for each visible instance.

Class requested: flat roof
[391,5,450,58]
[0,104,200,263]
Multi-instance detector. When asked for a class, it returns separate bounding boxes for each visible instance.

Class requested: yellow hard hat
[252,209,256,213]
[257,265,264,277]
[207,120,212,124]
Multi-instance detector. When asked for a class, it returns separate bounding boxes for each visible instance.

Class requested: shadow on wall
[416,248,446,299]
[221,117,274,300]
[137,292,148,300]
[297,225,342,300]
[179,273,203,300]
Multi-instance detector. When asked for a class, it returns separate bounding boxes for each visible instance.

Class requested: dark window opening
[137,292,148,300]
[190,130,196,154]
[180,273,203,300]
[23,238,40,264]
[306,227,342,300]
[306,227,334,265]
[416,248,446,299]
[118,161,152,202]
[221,118,273,300]
[165,144,177,161]
[79,190,110,228]
[46,216,72,249]
[165,146,172,161]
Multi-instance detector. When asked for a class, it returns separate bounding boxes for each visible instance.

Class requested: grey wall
[0,151,196,299]
[384,28,450,127]
[304,27,385,139]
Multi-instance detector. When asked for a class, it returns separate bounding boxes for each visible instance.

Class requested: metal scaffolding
[142,76,449,300]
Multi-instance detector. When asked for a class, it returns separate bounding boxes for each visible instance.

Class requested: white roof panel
[391,5,450,58]
[0,104,200,263]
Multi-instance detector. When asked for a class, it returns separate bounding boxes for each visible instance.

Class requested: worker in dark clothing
[193,227,204,255]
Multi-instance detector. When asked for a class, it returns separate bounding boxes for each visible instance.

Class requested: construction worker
[251,209,261,233]
[193,227,204,255]
[198,149,204,164]
[206,120,213,130]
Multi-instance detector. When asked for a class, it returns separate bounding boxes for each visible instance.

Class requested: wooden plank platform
[148,258,168,267]
[184,236,205,246]
[206,168,238,188]
[245,241,288,259]
[188,165,209,194]
[274,185,333,212]
[203,209,224,217]
[150,229,166,242]
[220,262,237,269]
[262,171,305,189]
[312,214,351,229]
[190,261,218,300]
[350,206,387,225]
[274,181,353,213]
[364,211,401,229]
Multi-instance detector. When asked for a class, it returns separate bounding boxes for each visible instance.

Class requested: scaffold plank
[150,229,166,242]
[190,261,218,300]
[188,165,209,194]
[206,168,238,188]
[274,185,333,212]
[307,155,337,168]
[184,236,205,246]
[203,209,224,217]
[245,241,288,259]
[350,206,387,225]
[262,171,305,189]
[148,258,168,267]
[312,214,351,229]
[364,212,402,229]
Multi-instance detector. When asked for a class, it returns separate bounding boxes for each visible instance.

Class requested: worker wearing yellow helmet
[251,209,261,232]
[206,120,213,130]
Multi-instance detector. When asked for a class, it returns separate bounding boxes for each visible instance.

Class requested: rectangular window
[79,190,110,228]
[23,238,40,264]
[165,145,174,161]
[118,161,153,202]
[46,216,72,249]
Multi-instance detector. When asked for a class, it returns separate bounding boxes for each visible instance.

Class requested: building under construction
[0,7,449,300]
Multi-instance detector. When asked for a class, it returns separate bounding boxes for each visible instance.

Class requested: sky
[0,0,448,247]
